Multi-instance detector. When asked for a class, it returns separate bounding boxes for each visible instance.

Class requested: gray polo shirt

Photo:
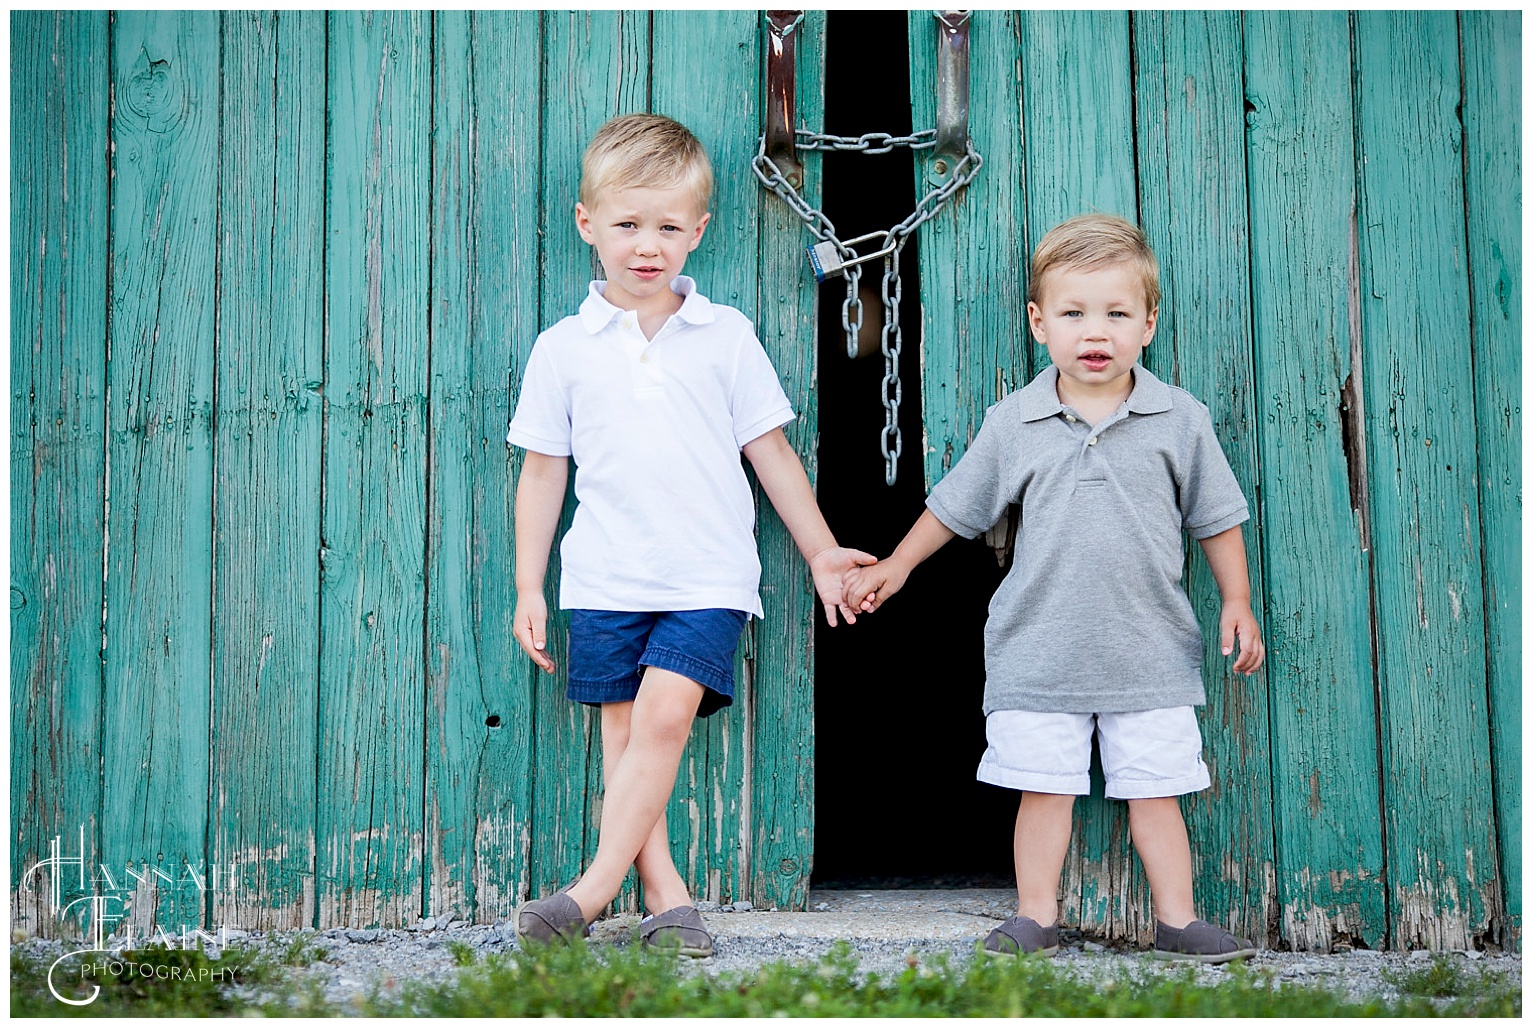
[927,364,1249,715]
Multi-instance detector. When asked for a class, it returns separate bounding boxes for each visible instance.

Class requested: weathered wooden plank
[101,9,219,934]
[1133,9,1276,948]
[1459,9,1521,949]
[531,9,650,902]
[747,10,826,911]
[1019,11,1139,233]
[208,9,325,932]
[318,10,431,928]
[910,9,1029,489]
[1013,9,1142,940]
[1354,10,1498,950]
[648,7,763,909]
[9,10,110,936]
[1242,9,1387,951]
[425,10,541,924]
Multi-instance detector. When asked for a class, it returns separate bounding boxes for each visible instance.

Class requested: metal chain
[879,247,905,475]
[753,131,982,485]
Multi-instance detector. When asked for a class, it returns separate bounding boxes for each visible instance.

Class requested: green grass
[11,939,1521,1018]
[1383,953,1514,1001]
[9,942,321,1018]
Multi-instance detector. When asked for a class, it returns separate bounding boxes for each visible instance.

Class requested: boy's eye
[661,224,681,232]
[616,221,636,229]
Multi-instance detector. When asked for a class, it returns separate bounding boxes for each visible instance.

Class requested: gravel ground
[17,889,1520,1012]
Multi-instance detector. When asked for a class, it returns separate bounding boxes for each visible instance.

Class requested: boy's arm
[1197,525,1265,675]
[741,427,875,627]
[845,509,957,613]
[513,450,570,673]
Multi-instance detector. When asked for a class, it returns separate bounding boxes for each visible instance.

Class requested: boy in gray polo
[844,214,1265,963]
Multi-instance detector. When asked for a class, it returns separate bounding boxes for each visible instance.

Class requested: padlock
[806,231,898,283]
[807,241,846,282]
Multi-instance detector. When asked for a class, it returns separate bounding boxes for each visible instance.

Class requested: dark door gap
[811,9,1013,890]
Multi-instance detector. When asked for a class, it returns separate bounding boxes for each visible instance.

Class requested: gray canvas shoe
[1153,919,1257,963]
[981,915,1060,957]
[515,892,588,947]
[637,905,713,958]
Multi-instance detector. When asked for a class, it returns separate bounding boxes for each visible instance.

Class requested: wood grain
[210,9,326,931]
[1460,8,1522,950]
[1242,10,1387,951]
[102,9,219,935]
[318,10,431,928]
[9,10,110,935]
[744,10,827,911]
[425,10,542,924]
[1354,10,1498,950]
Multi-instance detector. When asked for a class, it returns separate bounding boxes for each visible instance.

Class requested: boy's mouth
[631,266,663,280]
[1079,350,1111,371]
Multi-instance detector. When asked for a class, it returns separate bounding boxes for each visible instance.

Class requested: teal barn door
[11,10,827,933]
[10,9,1518,951]
[909,9,1519,951]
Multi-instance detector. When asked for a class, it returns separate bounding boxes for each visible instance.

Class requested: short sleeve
[729,323,795,447]
[926,406,1017,539]
[1179,410,1249,539]
[506,337,573,456]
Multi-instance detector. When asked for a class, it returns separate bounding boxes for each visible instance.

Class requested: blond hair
[1028,213,1160,312]
[579,113,713,214]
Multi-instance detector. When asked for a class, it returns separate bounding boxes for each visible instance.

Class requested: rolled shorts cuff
[976,706,1209,798]
[1104,765,1211,800]
[565,672,644,706]
[975,756,1090,795]
[641,644,735,710]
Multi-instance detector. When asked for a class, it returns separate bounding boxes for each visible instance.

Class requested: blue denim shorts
[567,609,750,718]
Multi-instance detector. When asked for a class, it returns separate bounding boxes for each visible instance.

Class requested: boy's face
[575,185,710,314]
[1027,263,1157,398]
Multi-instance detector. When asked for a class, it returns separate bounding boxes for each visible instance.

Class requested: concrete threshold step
[591,888,1014,945]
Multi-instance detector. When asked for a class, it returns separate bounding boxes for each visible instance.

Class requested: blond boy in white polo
[509,114,873,957]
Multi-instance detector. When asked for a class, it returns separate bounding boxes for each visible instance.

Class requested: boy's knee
[632,672,704,743]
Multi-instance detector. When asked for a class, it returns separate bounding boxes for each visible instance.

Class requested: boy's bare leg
[1014,791,1075,925]
[1126,796,1196,929]
[597,701,693,914]
[566,668,703,923]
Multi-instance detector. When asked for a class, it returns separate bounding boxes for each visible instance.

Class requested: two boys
[509,114,1262,962]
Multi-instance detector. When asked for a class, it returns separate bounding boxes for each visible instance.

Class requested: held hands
[842,559,910,615]
[1220,601,1266,676]
[807,546,879,627]
[513,591,557,674]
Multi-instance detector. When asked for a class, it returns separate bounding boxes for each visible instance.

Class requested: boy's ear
[574,202,595,244]
[1142,305,1159,347]
[688,211,711,251]
[1026,300,1046,344]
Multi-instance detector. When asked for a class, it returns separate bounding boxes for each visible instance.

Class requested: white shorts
[976,706,1211,799]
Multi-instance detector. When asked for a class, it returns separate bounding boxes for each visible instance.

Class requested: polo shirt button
[640,354,649,363]
[1087,437,1098,446]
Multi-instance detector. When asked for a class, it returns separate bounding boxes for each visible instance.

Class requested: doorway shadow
[811,9,1015,890]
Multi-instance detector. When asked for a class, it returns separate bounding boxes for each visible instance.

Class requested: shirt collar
[1015,363,1175,422]
[578,275,714,335]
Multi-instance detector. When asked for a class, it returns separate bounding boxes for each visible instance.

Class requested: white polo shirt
[506,277,794,617]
